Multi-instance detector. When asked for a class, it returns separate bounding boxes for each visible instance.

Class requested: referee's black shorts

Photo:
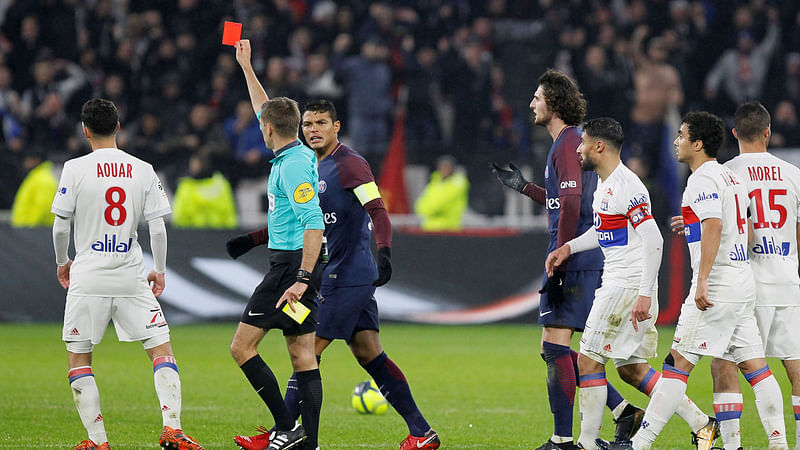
[240,249,322,336]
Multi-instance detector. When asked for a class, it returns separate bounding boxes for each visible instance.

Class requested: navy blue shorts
[315,284,379,342]
[538,269,601,332]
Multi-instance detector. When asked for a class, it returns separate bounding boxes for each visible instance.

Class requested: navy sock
[542,342,575,439]
[296,369,323,448]
[363,352,430,437]
[284,355,321,423]
[240,355,293,430]
[569,349,624,411]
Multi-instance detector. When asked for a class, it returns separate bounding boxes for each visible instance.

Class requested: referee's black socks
[240,355,294,430]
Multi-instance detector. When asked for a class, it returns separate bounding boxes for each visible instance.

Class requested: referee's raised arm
[235,39,269,115]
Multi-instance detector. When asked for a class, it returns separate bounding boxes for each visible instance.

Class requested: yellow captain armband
[353,181,381,206]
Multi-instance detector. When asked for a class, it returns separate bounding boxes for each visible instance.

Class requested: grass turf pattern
[0,323,795,449]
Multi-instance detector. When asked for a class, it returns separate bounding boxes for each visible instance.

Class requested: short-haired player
[546,118,717,450]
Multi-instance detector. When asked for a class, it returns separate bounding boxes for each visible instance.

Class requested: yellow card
[282,301,310,324]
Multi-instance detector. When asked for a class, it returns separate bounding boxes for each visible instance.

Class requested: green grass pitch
[0,323,796,449]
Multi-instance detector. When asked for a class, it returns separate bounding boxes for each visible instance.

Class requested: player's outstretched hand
[545,244,571,277]
[56,260,72,289]
[235,39,252,67]
[148,270,165,297]
[630,295,652,332]
[670,215,685,235]
[226,234,255,259]
[490,162,528,192]
[539,271,567,308]
[372,247,392,286]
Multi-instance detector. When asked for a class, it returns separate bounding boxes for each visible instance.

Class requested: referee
[229,39,325,450]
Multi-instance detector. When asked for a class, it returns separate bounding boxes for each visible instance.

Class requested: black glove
[490,162,528,192]
[538,270,567,308]
[226,234,255,259]
[372,247,392,286]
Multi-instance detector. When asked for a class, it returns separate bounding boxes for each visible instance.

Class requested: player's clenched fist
[235,39,251,67]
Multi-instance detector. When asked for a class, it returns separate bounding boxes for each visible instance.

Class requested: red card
[222,21,242,46]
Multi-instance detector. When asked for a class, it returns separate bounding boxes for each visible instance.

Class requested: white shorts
[672,295,764,365]
[62,294,171,349]
[580,285,659,365]
[754,305,800,359]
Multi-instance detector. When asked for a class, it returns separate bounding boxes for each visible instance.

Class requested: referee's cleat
[400,429,440,450]
[535,440,579,450]
[234,426,271,450]
[74,440,110,450]
[596,438,633,449]
[691,417,720,450]
[614,404,645,441]
[266,422,307,450]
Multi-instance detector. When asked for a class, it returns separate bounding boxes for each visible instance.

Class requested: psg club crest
[319,180,327,193]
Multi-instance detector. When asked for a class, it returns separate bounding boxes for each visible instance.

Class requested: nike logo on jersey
[247,311,264,316]
[540,310,553,317]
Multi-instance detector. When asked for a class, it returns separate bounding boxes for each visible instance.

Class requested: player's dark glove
[226,234,255,259]
[490,162,528,192]
[538,270,567,308]
[372,247,392,287]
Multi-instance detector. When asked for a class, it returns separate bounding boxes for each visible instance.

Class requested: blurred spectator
[704,7,780,113]
[8,15,45,92]
[403,45,442,166]
[172,153,238,229]
[414,155,469,231]
[769,52,800,109]
[127,111,170,170]
[224,100,271,182]
[10,151,57,227]
[769,101,800,148]
[302,52,343,106]
[332,35,393,169]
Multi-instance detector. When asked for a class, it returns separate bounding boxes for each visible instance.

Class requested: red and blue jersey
[544,126,603,270]
[318,144,379,286]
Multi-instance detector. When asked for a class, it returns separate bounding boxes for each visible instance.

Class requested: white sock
[153,356,182,429]
[675,395,710,432]
[69,366,107,445]
[792,395,800,450]
[633,367,688,449]
[713,392,742,450]
[577,373,607,450]
[747,369,787,447]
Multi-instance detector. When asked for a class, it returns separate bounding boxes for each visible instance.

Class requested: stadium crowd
[2,0,800,221]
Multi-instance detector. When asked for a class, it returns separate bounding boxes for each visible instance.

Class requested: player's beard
[580,155,597,171]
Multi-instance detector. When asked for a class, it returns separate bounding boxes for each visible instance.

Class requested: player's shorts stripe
[153,356,179,373]
[578,373,607,388]
[68,366,94,383]
[662,364,689,383]
[794,404,800,420]
[637,368,661,395]
[353,181,381,205]
[744,365,772,386]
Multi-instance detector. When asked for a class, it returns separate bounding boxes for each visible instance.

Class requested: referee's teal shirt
[267,139,325,250]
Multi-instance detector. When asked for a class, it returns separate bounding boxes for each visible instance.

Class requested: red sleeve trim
[364,197,392,248]
[522,182,546,204]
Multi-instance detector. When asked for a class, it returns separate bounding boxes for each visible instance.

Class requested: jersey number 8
[104,186,127,226]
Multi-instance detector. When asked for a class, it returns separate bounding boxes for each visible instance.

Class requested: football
[351,379,388,415]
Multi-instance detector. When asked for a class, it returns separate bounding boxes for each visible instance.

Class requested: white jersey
[724,152,800,305]
[591,163,656,290]
[681,161,754,301]
[51,147,171,296]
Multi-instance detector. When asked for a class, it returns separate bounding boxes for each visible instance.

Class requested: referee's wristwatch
[296,269,312,284]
